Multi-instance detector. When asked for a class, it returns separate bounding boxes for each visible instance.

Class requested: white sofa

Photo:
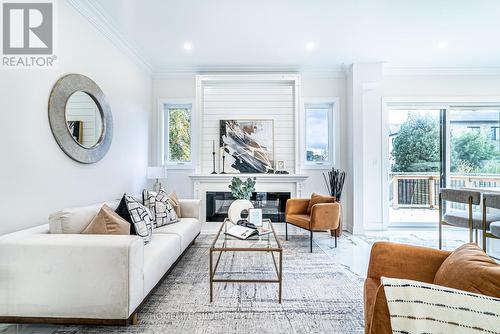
[0,198,201,325]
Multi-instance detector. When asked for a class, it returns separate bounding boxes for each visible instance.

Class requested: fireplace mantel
[189,174,308,183]
[189,174,308,222]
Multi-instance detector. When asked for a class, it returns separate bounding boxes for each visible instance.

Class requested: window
[164,103,192,165]
[303,102,335,167]
[491,126,499,141]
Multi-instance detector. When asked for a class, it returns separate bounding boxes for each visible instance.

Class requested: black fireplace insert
[206,192,291,223]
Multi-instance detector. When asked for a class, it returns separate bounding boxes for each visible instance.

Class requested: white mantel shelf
[189,174,308,222]
[189,174,308,182]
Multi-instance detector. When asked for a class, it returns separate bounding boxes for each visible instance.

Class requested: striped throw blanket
[382,277,500,334]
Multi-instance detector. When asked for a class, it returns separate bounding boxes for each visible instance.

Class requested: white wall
[151,74,347,206]
[0,0,152,235]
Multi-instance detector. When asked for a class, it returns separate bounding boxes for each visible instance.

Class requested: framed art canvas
[220,119,274,173]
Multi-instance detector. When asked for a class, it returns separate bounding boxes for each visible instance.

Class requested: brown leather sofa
[285,196,341,252]
[364,242,500,334]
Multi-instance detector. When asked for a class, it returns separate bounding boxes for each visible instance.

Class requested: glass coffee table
[209,218,283,303]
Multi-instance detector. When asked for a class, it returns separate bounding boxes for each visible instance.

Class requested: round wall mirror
[49,74,113,164]
[65,91,103,148]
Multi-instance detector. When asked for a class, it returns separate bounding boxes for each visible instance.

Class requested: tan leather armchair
[285,198,341,252]
[364,242,450,334]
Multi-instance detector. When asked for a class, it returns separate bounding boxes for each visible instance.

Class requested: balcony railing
[390,173,500,209]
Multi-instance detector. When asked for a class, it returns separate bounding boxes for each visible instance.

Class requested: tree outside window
[166,105,191,163]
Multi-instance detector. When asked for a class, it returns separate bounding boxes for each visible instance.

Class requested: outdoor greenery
[229,177,256,200]
[391,113,499,173]
[168,108,191,162]
[391,114,440,172]
[451,131,496,172]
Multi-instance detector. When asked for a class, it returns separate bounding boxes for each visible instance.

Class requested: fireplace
[206,192,291,223]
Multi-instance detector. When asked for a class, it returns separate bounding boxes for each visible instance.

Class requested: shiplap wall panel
[65,92,101,147]
[201,81,295,174]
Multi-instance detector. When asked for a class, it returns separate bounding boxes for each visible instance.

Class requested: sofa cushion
[49,200,119,234]
[306,193,335,214]
[81,205,130,235]
[154,189,179,228]
[143,234,181,295]
[286,214,311,229]
[124,195,153,244]
[115,195,135,234]
[154,218,200,252]
[434,243,500,298]
[169,192,182,218]
[442,210,500,229]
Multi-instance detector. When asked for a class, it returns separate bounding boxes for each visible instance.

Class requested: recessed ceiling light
[437,40,449,49]
[183,42,192,51]
[305,41,316,51]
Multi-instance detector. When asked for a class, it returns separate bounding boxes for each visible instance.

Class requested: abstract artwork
[220,119,274,173]
[67,120,83,144]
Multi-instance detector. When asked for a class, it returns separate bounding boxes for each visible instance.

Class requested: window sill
[301,163,334,170]
[166,163,195,170]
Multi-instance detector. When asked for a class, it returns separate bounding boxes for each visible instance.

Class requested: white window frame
[158,98,196,169]
[301,98,338,169]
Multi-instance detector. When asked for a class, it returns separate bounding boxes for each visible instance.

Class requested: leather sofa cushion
[154,218,201,252]
[286,214,311,229]
[81,205,130,235]
[49,200,120,234]
[434,243,500,298]
[307,193,335,213]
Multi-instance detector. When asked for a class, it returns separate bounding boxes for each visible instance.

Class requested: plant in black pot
[228,177,256,223]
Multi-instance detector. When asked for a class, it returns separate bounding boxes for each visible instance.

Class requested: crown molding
[67,0,152,74]
[152,65,347,79]
[384,65,500,76]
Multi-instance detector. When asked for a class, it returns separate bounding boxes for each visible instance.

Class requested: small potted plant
[228,177,256,223]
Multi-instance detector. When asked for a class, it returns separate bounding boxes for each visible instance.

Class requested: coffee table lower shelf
[209,219,283,303]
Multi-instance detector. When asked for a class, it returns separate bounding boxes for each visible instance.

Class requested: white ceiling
[85,0,500,72]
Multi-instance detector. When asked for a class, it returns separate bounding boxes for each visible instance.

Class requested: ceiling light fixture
[437,40,449,49]
[305,41,316,51]
[183,42,192,51]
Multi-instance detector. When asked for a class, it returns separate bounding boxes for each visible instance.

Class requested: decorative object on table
[227,176,256,224]
[211,140,217,174]
[323,167,346,201]
[275,160,286,172]
[220,119,274,173]
[147,166,167,192]
[248,208,263,227]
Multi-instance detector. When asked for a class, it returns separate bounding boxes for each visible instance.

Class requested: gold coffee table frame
[209,218,283,303]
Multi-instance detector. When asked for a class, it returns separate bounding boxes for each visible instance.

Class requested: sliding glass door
[448,108,500,190]
[387,109,441,227]
[386,106,500,227]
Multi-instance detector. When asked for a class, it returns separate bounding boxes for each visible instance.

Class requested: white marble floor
[1,223,496,334]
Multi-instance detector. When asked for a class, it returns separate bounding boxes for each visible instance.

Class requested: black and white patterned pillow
[125,195,153,244]
[142,189,157,219]
[155,189,179,228]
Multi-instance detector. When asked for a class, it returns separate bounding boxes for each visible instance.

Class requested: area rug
[54,234,365,334]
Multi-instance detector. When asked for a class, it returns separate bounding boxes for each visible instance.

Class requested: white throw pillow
[382,277,500,334]
[124,195,153,244]
[49,200,120,234]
